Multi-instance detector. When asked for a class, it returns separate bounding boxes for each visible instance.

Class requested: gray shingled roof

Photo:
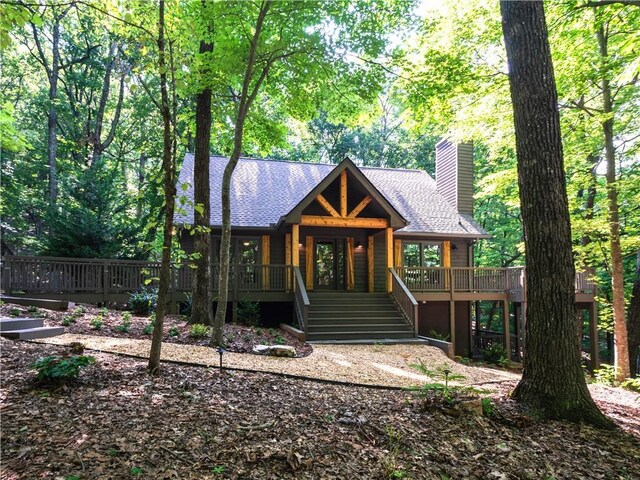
[175,154,489,238]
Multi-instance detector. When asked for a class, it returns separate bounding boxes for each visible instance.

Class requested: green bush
[98,307,108,315]
[9,307,21,317]
[481,342,508,366]
[72,305,87,316]
[189,324,210,338]
[237,301,260,326]
[594,365,640,392]
[61,315,76,327]
[621,378,640,393]
[115,316,131,333]
[32,355,95,383]
[273,335,286,345]
[168,326,180,337]
[128,289,158,315]
[143,323,154,335]
[90,317,103,330]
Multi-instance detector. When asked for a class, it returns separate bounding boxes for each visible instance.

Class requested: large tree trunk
[190,38,214,326]
[628,252,640,377]
[596,25,630,380]
[500,0,610,427]
[149,0,176,374]
[211,0,273,346]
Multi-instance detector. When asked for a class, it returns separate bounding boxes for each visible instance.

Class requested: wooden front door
[315,239,344,290]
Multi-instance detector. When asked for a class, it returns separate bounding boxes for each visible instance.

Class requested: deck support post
[449,300,456,354]
[367,235,374,293]
[589,302,600,371]
[385,228,393,293]
[502,299,511,361]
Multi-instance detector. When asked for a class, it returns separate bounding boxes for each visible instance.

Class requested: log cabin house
[174,140,599,362]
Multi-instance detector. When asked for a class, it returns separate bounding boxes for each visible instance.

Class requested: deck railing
[293,266,309,334]
[396,266,593,296]
[472,329,520,361]
[390,268,418,334]
[1,256,292,300]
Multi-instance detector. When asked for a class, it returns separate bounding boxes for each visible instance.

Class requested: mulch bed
[1,339,639,480]
[0,303,312,357]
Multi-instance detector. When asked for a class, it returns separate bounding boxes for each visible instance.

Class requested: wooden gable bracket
[348,195,372,218]
[315,194,340,218]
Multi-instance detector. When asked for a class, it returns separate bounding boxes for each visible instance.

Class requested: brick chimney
[435,139,474,215]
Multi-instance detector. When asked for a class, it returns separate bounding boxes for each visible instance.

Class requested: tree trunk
[211,0,273,346]
[190,39,214,326]
[596,25,630,381]
[149,0,176,374]
[628,251,640,377]
[136,153,147,218]
[500,0,611,427]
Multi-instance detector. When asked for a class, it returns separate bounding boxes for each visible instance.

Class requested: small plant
[98,307,109,316]
[407,362,482,407]
[594,365,640,392]
[168,326,180,337]
[621,378,640,393]
[481,342,508,366]
[107,447,120,457]
[143,323,154,335]
[237,301,260,326]
[90,316,103,330]
[9,307,21,317]
[273,335,286,345]
[428,329,450,342]
[65,476,81,480]
[268,328,277,336]
[130,466,143,476]
[27,305,38,313]
[481,397,494,416]
[212,465,225,475]
[61,315,76,326]
[128,289,158,315]
[381,426,407,480]
[32,355,95,384]
[189,323,210,338]
[73,305,87,315]
[115,316,132,333]
[122,312,132,322]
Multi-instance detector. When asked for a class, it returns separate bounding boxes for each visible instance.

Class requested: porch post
[386,227,393,293]
[449,300,456,354]
[292,225,299,267]
[589,302,600,371]
[285,233,292,291]
[261,235,270,290]
[503,299,511,361]
[346,237,355,291]
[367,235,374,293]
[305,235,314,291]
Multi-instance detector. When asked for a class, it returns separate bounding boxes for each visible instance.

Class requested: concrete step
[308,323,413,333]
[1,296,74,311]
[306,330,416,341]
[1,326,65,340]
[0,317,44,331]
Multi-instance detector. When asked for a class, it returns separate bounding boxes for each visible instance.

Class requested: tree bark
[149,0,176,374]
[596,24,630,380]
[211,0,273,346]
[190,38,214,326]
[628,251,640,377]
[500,0,611,427]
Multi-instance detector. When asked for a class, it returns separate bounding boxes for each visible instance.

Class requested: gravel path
[37,334,520,388]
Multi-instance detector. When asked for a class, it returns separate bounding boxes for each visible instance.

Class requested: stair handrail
[293,266,309,335]
[390,268,418,336]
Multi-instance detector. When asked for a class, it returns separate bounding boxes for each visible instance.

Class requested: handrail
[292,266,309,334]
[390,268,418,336]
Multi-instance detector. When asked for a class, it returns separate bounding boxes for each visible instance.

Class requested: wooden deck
[1,255,596,304]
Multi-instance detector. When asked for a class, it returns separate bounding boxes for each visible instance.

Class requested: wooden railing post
[102,259,109,304]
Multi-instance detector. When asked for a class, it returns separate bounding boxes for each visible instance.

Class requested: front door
[315,239,344,290]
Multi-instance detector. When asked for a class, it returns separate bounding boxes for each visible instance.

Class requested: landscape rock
[252,344,296,357]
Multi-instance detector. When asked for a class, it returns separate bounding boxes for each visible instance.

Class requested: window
[403,242,441,267]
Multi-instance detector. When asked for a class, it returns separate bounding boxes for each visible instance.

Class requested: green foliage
[143,323,154,335]
[428,329,450,342]
[90,317,103,330]
[481,342,508,367]
[73,306,87,315]
[481,397,493,416]
[32,355,95,383]
[27,305,38,313]
[115,315,132,333]
[99,307,108,315]
[381,426,407,480]
[128,289,158,315]
[273,335,286,345]
[168,326,180,337]
[620,378,640,393]
[9,307,21,317]
[130,466,143,476]
[189,324,210,338]
[237,301,260,326]
[212,465,225,475]
[594,365,640,392]
[61,315,76,327]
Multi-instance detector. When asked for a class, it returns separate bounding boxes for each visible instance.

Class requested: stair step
[308,316,406,324]
[306,331,416,341]
[0,296,74,311]
[308,324,413,332]
[0,318,44,331]
[1,326,65,340]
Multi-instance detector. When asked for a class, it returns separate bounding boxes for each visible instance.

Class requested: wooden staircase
[306,292,415,342]
[0,317,64,340]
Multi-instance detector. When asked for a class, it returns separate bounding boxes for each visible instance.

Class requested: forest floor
[2,338,640,480]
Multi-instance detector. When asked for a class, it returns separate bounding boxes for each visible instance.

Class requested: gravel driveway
[38,334,520,388]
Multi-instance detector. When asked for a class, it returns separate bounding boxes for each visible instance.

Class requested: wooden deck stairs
[0,317,64,340]
[306,292,415,342]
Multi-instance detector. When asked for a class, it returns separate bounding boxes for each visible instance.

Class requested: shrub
[98,307,108,316]
[9,307,21,317]
[122,312,132,322]
[115,316,132,333]
[273,335,286,345]
[189,324,210,338]
[90,317,103,330]
[73,305,87,315]
[621,378,640,393]
[27,305,38,313]
[594,365,640,392]
[32,355,95,383]
[128,289,158,315]
[168,326,180,337]
[143,323,154,335]
[481,342,508,366]
[237,301,260,326]
[61,315,76,327]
